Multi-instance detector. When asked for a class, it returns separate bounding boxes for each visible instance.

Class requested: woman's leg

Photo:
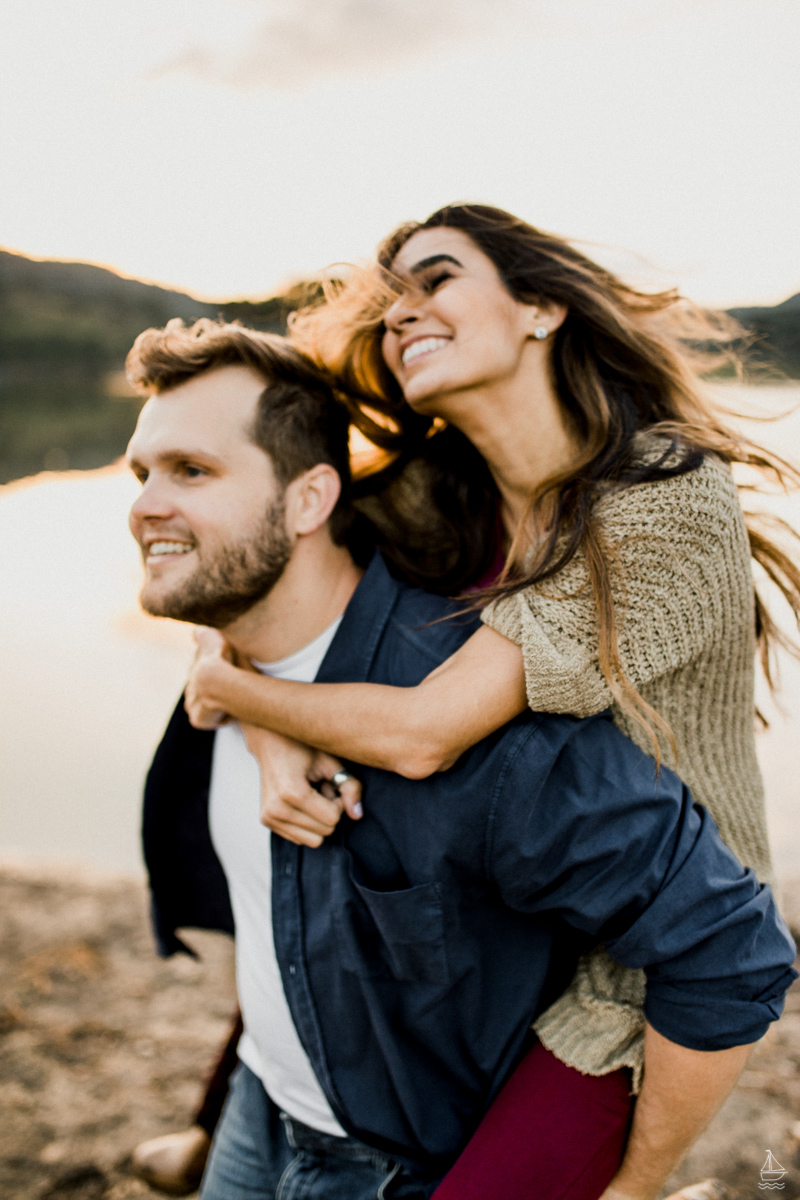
[432,1042,633,1200]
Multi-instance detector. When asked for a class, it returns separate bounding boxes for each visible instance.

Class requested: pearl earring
[533,325,549,340]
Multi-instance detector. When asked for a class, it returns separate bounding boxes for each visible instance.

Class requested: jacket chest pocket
[332,856,449,986]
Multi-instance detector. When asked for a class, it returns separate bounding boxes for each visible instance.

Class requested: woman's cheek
[381,333,401,380]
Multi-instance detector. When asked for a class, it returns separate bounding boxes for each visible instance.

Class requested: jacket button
[289,964,296,976]
[285,863,292,876]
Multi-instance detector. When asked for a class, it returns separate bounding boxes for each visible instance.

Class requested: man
[126,319,796,1200]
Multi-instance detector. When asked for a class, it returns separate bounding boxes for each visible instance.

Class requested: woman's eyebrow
[410,254,463,275]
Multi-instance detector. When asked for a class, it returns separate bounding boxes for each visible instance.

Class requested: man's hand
[599,1024,751,1200]
[604,1180,727,1200]
[185,627,236,730]
[241,724,363,849]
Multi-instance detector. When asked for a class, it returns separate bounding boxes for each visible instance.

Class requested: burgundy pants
[431,1042,634,1200]
[196,1018,633,1200]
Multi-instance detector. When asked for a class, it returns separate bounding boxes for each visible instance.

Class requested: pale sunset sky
[1,0,799,307]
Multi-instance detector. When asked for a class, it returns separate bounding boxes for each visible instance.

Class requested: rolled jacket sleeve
[489,714,797,1051]
[605,805,797,1049]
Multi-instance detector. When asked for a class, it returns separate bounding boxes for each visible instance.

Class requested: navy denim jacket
[143,553,797,1179]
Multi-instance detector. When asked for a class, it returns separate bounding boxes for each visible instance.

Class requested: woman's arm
[184,623,528,779]
[186,461,740,791]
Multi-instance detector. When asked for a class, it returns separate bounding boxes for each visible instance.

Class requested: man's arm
[490,716,797,1197]
[600,1023,751,1200]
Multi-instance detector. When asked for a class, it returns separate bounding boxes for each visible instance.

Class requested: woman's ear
[285,464,342,538]
[524,300,568,339]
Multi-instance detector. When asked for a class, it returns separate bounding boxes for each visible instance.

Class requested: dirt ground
[1,864,799,1200]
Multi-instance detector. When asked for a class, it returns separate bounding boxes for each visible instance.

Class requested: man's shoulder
[383,572,481,675]
[491,704,688,843]
[319,553,479,687]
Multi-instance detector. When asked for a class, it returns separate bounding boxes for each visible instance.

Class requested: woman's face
[381,227,546,412]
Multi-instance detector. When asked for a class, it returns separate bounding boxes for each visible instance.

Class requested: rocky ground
[1,864,799,1200]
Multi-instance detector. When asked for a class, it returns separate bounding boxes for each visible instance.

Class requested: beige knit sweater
[482,441,771,1090]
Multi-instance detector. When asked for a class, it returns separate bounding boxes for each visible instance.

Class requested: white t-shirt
[209,617,346,1136]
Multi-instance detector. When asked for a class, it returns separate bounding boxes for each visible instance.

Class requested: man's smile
[144,539,195,564]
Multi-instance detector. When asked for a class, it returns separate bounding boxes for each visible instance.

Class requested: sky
[1,0,799,306]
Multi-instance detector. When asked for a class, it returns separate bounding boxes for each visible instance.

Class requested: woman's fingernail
[353,802,364,819]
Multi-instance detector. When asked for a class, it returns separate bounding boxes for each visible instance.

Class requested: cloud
[151,0,724,91]
[153,0,528,89]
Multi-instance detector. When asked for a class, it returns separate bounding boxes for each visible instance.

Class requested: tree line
[0,248,797,485]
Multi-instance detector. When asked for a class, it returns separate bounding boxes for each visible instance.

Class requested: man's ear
[284,464,342,538]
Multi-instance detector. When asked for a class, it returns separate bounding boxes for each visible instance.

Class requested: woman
[183,205,800,1199]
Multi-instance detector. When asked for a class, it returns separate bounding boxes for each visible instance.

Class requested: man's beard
[141,499,292,628]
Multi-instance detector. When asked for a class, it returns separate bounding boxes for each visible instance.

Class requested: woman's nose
[384,289,424,331]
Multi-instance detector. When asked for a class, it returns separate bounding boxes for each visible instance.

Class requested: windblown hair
[126,319,367,556]
[291,203,800,758]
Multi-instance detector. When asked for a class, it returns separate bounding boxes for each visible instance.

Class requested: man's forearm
[601,1022,752,1200]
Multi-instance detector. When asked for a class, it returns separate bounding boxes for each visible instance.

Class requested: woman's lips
[401,336,450,367]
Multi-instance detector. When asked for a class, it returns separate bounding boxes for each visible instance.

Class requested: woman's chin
[402,379,474,422]
[401,372,451,413]
[402,391,436,414]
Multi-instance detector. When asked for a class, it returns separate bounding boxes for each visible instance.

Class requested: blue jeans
[200,1062,427,1200]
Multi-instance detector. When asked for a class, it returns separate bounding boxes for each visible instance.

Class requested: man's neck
[221,534,363,663]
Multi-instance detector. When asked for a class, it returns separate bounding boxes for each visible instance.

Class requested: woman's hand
[184,628,363,845]
[185,627,238,730]
[241,724,363,849]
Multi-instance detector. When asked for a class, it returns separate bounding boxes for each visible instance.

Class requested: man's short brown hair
[126,319,354,546]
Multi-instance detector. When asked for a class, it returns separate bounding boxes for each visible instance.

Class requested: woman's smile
[400,335,452,368]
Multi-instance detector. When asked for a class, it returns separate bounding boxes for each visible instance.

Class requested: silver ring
[331,769,355,790]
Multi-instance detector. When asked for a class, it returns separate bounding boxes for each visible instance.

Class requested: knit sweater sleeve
[482,454,748,717]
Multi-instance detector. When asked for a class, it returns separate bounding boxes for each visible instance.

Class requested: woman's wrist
[196,655,249,712]
[210,657,290,728]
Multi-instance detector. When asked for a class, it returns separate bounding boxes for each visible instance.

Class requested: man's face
[127,365,292,628]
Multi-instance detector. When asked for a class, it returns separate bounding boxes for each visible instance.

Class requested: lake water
[1,385,799,881]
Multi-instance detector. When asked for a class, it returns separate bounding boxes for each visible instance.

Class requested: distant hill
[729,292,800,379]
[0,249,294,483]
[0,247,798,485]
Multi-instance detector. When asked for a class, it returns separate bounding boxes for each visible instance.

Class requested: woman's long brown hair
[291,203,800,760]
